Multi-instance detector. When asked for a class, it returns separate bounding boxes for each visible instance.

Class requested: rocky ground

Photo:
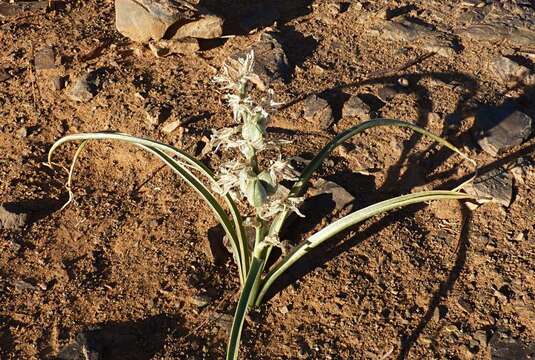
[1,0,534,359]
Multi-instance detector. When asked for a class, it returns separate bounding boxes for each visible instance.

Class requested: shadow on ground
[57,314,183,360]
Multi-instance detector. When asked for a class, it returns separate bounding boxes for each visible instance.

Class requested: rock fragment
[34,47,56,70]
[489,56,531,85]
[68,74,95,102]
[149,38,199,57]
[464,168,514,207]
[51,76,64,90]
[0,1,48,18]
[115,0,186,42]
[230,33,290,91]
[115,0,223,43]
[342,94,371,119]
[489,330,532,360]
[0,205,28,231]
[303,95,334,129]
[475,106,533,156]
[214,313,233,332]
[160,119,182,134]
[191,294,212,308]
[310,179,355,212]
[377,86,401,102]
[459,24,535,46]
[369,18,456,57]
[171,15,223,40]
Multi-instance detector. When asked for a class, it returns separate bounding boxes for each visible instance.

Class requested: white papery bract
[213,50,304,222]
[269,159,299,182]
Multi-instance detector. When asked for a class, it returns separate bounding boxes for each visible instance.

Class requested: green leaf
[290,118,475,197]
[226,256,265,360]
[255,190,475,306]
[48,132,249,284]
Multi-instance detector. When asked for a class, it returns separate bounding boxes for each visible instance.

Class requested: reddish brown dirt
[1,1,534,359]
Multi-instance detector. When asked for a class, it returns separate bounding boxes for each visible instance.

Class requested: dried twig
[27,42,41,119]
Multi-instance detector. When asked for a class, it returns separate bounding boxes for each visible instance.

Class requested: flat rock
[0,1,48,17]
[459,24,535,46]
[115,0,223,43]
[489,330,532,360]
[369,18,456,57]
[68,73,95,102]
[171,14,223,40]
[34,47,56,70]
[489,56,531,85]
[464,167,513,207]
[0,205,28,231]
[310,179,355,212]
[303,95,334,129]
[115,0,190,42]
[343,94,370,118]
[475,105,533,156]
[231,32,290,91]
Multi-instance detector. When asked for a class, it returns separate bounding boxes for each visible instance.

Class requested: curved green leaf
[255,190,475,306]
[290,118,475,197]
[48,132,249,284]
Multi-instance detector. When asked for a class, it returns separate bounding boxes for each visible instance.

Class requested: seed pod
[258,170,276,194]
[245,177,267,208]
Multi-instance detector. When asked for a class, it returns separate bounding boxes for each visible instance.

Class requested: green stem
[247,224,267,309]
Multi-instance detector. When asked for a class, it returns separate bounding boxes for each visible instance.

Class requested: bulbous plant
[48,52,476,359]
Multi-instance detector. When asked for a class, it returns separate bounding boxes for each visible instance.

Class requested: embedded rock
[115,0,223,43]
[58,331,101,360]
[343,94,371,119]
[0,1,48,18]
[369,18,456,57]
[171,14,223,40]
[0,205,28,231]
[459,25,535,47]
[34,47,56,70]
[489,330,533,360]
[489,56,531,85]
[464,168,513,207]
[475,106,533,156]
[310,179,355,212]
[303,95,334,129]
[68,73,96,102]
[230,32,290,91]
